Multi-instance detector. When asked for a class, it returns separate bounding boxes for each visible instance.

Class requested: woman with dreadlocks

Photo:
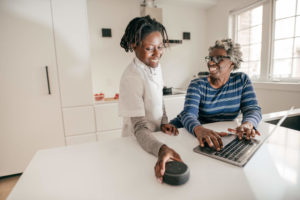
[119,15,184,182]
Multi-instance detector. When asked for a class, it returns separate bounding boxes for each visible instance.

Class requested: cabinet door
[95,103,123,131]
[51,0,94,107]
[63,106,96,136]
[0,0,65,176]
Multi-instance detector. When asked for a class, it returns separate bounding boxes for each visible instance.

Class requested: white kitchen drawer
[63,106,96,136]
[65,133,97,145]
[97,130,122,141]
[95,103,122,131]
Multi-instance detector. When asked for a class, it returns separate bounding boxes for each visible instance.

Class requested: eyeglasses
[205,56,231,64]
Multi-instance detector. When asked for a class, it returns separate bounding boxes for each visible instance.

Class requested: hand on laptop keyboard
[228,121,261,140]
[194,125,228,151]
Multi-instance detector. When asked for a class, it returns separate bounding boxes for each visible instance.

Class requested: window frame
[230,0,300,82]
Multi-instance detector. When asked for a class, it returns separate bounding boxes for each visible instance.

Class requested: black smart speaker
[163,161,190,186]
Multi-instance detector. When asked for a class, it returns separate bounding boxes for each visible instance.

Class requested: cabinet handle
[45,66,51,95]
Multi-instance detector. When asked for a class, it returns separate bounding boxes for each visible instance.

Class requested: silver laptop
[193,108,293,167]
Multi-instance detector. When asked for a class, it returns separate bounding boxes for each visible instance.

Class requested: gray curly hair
[208,38,243,70]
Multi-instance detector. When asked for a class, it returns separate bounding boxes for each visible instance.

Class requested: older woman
[166,39,262,151]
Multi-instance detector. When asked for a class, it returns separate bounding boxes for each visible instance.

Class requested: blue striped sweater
[170,72,262,135]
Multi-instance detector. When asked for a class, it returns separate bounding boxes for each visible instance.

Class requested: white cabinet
[51,0,93,107]
[92,95,185,141]
[52,0,95,145]
[63,106,96,136]
[0,0,65,176]
[95,103,122,131]
[0,0,94,176]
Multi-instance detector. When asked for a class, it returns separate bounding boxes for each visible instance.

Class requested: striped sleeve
[181,79,202,135]
[240,73,262,128]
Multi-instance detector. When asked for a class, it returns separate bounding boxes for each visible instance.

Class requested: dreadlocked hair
[208,38,243,70]
[120,15,168,52]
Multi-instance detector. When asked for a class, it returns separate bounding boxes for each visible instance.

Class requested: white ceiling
[156,0,217,9]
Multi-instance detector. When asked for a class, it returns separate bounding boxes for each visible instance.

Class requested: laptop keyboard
[214,137,255,162]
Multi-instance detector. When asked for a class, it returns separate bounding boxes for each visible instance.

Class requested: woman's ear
[130,43,136,50]
[230,63,235,70]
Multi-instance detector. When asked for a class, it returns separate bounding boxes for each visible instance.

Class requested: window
[231,0,300,81]
[273,0,300,79]
[235,6,263,79]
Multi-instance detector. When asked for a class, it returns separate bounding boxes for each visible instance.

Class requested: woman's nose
[153,48,161,57]
[208,60,216,65]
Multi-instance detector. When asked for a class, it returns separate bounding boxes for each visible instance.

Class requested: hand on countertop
[161,124,179,136]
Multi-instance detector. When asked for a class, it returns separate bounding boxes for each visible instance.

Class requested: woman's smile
[208,66,218,73]
[151,58,159,63]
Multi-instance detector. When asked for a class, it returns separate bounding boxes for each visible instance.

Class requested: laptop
[193,107,293,167]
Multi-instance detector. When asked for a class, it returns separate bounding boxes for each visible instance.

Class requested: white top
[8,121,300,200]
[119,57,163,136]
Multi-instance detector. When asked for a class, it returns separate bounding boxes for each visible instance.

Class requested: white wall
[253,83,300,114]
[87,0,300,113]
[158,2,207,89]
[87,0,208,97]
[87,0,138,97]
[206,0,251,46]
[207,0,300,113]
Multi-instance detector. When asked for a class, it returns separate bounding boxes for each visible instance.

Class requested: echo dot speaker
[163,161,190,186]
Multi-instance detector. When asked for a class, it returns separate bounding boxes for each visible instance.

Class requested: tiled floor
[0,174,21,200]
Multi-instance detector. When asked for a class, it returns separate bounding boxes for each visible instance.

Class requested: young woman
[119,16,183,182]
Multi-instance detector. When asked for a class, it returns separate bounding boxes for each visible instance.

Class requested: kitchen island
[8,121,300,200]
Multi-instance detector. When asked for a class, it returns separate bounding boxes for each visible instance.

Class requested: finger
[214,132,223,148]
[175,128,179,136]
[236,125,244,132]
[159,177,163,183]
[172,152,183,162]
[170,126,176,135]
[251,129,256,138]
[246,129,251,140]
[255,129,261,136]
[159,159,167,176]
[198,137,205,147]
[237,130,243,140]
[170,126,175,135]
[228,128,237,134]
[171,156,182,162]
[210,135,220,151]
[162,126,168,133]
[154,161,162,178]
[165,126,171,135]
[217,131,228,137]
[204,136,214,148]
[157,177,163,183]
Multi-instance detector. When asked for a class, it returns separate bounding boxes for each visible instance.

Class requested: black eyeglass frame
[205,56,231,64]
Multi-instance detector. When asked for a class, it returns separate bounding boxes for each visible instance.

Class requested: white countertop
[94,93,186,105]
[262,108,300,121]
[8,122,300,200]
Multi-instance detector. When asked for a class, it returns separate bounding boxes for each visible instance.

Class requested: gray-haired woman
[162,39,262,151]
